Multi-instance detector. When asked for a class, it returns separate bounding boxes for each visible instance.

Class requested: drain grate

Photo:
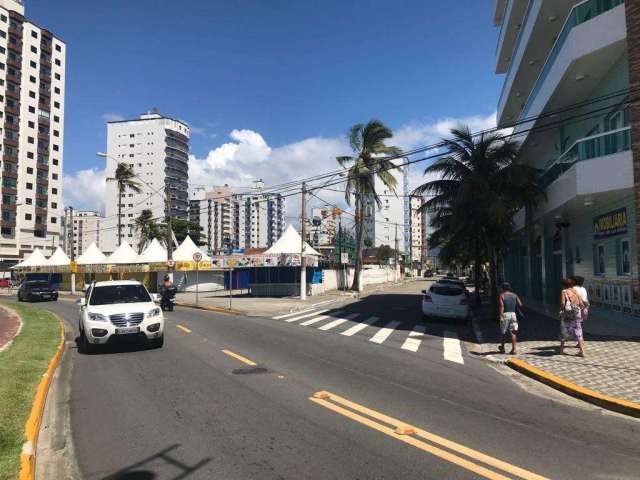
[232,366,268,375]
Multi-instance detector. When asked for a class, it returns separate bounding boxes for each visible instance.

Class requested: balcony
[533,127,632,218]
[7,56,21,69]
[2,187,17,195]
[3,137,18,148]
[7,39,23,53]
[495,0,530,74]
[6,87,20,100]
[511,0,626,134]
[1,220,17,228]
[2,171,18,180]
[5,105,20,116]
[6,72,21,84]
[2,204,17,212]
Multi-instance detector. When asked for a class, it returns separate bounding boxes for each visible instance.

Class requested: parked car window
[89,285,151,305]
[430,285,464,296]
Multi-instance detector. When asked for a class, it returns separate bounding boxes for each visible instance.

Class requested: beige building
[61,210,104,259]
[0,0,66,268]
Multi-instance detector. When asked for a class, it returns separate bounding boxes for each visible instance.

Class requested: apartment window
[1,15,6,22]
[28,106,35,113]
[52,173,58,180]
[55,44,61,52]
[26,167,33,174]
[30,61,36,69]
[34,230,45,238]
[54,101,60,108]
[52,188,57,194]
[51,202,57,208]
[0,63,4,71]
[54,87,60,94]
[51,217,57,224]
[25,213,32,220]
[52,159,58,166]
[31,31,37,39]
[28,121,35,128]
[0,31,5,39]
[54,73,60,80]
[53,115,59,123]
[30,46,37,54]
[26,183,33,190]
[27,152,34,160]
[28,136,34,144]
[54,59,60,66]
[30,75,36,83]
[26,198,32,205]
[53,144,59,151]
[53,130,59,137]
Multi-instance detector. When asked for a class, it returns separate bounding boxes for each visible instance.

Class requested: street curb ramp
[507,358,640,418]
[19,313,66,480]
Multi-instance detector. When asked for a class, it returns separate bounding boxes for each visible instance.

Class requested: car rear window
[26,281,50,287]
[90,285,151,305]
[430,285,464,296]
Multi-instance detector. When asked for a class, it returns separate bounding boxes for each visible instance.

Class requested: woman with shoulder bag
[559,278,585,357]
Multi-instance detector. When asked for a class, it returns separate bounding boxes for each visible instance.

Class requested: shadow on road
[100,444,210,480]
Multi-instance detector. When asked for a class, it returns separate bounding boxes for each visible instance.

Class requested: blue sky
[28,0,503,212]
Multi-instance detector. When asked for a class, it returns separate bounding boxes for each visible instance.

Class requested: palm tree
[414,126,544,315]
[107,163,142,247]
[336,120,402,291]
[133,209,162,253]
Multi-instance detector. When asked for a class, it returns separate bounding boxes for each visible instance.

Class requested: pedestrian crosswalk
[270,309,465,363]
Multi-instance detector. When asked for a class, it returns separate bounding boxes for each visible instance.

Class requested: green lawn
[0,301,61,480]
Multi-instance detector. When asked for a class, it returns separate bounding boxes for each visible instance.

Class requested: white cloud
[62,168,107,213]
[101,113,125,122]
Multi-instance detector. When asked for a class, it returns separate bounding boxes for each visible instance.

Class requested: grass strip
[0,302,60,480]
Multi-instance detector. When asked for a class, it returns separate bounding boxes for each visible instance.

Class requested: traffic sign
[340,252,349,264]
[193,252,203,262]
[167,259,175,268]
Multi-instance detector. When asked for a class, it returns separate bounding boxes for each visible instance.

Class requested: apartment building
[60,209,103,258]
[103,110,189,254]
[363,165,405,251]
[305,206,338,247]
[0,0,66,268]
[408,195,425,265]
[494,1,638,321]
[189,186,286,254]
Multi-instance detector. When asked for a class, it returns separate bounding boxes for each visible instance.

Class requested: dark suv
[17,280,59,302]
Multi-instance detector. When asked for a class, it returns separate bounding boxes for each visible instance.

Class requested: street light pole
[166,188,174,282]
[68,206,76,294]
[300,182,307,301]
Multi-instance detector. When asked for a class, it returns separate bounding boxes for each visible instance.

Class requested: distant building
[305,206,338,247]
[103,110,190,253]
[408,195,424,264]
[363,163,405,250]
[61,210,104,259]
[189,184,286,254]
[0,0,67,267]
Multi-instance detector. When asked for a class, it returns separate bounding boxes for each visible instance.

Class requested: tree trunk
[351,188,365,291]
[488,244,500,321]
[474,238,482,306]
[117,185,122,247]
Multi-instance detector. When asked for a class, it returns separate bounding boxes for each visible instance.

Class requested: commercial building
[189,185,286,254]
[494,1,639,322]
[60,209,104,258]
[102,110,189,254]
[0,0,66,268]
[305,206,338,247]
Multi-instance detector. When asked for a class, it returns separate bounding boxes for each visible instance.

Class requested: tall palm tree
[107,163,142,247]
[414,126,544,315]
[336,120,402,291]
[133,209,162,253]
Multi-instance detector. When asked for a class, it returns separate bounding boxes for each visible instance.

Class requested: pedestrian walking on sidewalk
[571,275,589,350]
[498,282,522,354]
[559,278,585,357]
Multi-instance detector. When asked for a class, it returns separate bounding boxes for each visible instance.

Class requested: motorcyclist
[160,275,176,311]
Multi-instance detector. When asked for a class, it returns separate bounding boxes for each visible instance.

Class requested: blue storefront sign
[593,207,628,239]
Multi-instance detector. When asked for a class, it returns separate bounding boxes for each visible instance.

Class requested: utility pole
[409,198,413,276]
[68,207,76,294]
[166,187,174,281]
[300,182,307,301]
[395,223,399,283]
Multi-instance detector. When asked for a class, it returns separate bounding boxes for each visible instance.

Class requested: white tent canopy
[106,241,139,264]
[173,236,211,262]
[264,225,320,255]
[76,242,107,265]
[135,238,168,263]
[46,247,71,266]
[13,248,49,269]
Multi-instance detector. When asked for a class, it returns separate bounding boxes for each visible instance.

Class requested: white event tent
[106,241,139,264]
[135,238,168,263]
[46,247,71,266]
[264,225,320,256]
[76,242,107,265]
[12,248,49,269]
[172,236,211,262]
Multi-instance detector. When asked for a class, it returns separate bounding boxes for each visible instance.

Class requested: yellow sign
[70,261,77,273]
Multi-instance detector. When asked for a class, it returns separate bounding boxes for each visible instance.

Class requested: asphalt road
[27,282,640,479]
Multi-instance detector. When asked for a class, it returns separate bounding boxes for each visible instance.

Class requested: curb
[507,357,640,418]
[19,312,66,480]
[175,302,243,316]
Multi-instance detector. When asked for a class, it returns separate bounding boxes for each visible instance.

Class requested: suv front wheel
[80,328,97,354]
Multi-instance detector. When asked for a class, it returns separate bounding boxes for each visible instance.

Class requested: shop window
[616,238,631,275]
[593,244,606,275]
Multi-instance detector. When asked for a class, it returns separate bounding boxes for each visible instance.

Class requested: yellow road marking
[221,349,257,366]
[311,392,550,480]
[175,324,192,333]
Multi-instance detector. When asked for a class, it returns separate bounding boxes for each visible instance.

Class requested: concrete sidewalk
[471,300,640,413]
[175,279,419,317]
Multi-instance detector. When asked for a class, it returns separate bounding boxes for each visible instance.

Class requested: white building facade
[61,209,104,259]
[0,0,66,268]
[305,206,338,247]
[408,195,424,264]
[363,166,405,251]
[189,186,286,254]
[103,111,189,253]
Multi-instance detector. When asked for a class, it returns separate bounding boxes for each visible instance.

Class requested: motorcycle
[160,285,177,312]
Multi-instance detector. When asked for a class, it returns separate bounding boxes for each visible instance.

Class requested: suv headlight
[147,307,161,318]
[88,313,107,322]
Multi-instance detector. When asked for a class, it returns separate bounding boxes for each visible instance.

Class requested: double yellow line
[310,391,549,480]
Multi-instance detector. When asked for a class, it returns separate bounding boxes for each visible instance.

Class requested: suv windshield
[90,284,151,306]
[26,281,50,288]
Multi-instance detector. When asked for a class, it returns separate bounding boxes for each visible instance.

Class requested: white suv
[78,280,164,353]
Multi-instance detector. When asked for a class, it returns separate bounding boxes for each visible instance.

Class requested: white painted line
[284,309,330,323]
[341,316,379,337]
[443,330,464,364]
[401,325,426,352]
[272,307,318,320]
[300,311,344,326]
[311,298,339,308]
[369,321,401,344]
[318,313,359,331]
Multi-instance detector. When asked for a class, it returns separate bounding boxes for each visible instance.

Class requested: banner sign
[594,208,628,239]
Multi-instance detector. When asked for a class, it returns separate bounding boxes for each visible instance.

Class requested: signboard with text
[594,208,628,239]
